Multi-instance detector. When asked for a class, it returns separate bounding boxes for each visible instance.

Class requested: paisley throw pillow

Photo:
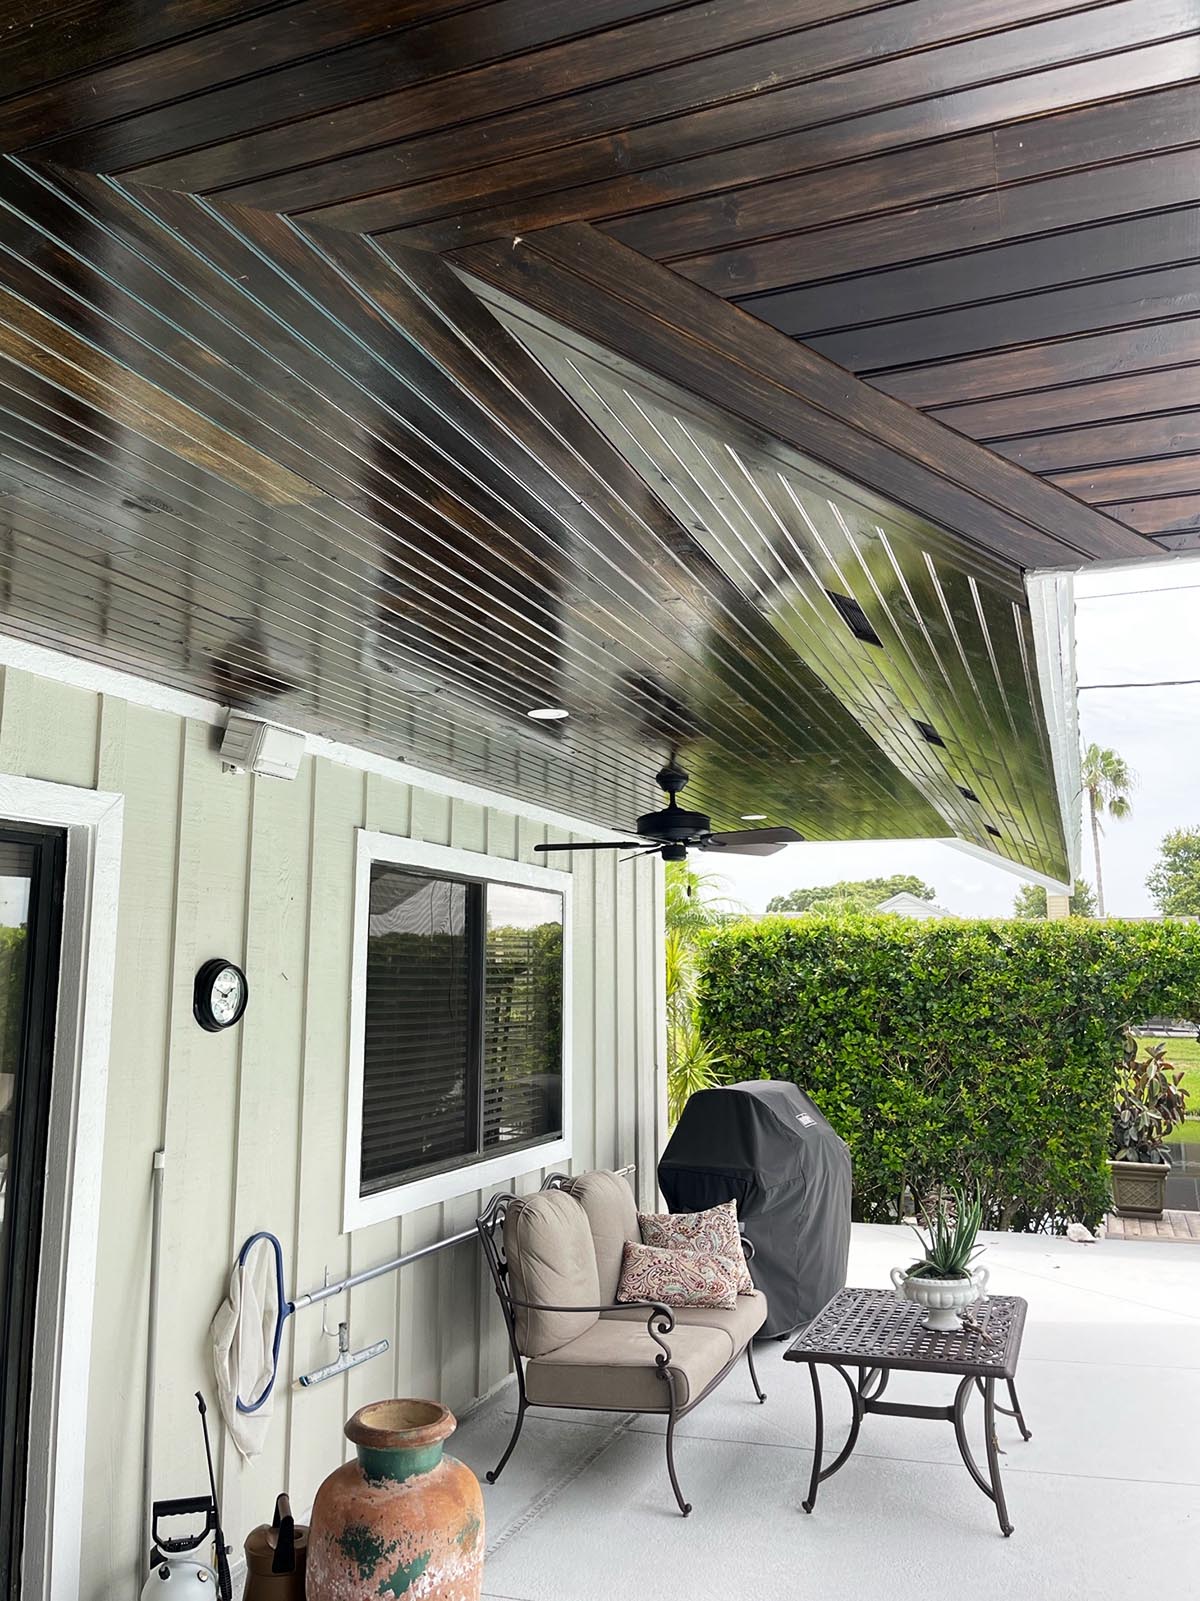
[638,1200,755,1295]
[616,1241,739,1310]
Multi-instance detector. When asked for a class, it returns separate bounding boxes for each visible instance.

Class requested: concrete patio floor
[453,1222,1200,1601]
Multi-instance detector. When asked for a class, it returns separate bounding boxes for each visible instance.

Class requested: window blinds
[361,868,474,1194]
[361,865,563,1195]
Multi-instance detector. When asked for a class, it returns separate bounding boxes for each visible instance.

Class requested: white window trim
[344,829,573,1231]
[0,774,124,1601]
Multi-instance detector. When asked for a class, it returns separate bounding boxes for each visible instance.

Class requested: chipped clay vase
[307,1400,484,1601]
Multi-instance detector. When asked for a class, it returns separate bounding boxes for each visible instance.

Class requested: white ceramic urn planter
[890,1265,989,1331]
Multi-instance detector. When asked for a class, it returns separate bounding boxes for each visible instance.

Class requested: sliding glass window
[360,865,563,1196]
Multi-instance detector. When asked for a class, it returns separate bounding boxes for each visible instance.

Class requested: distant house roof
[875,892,954,918]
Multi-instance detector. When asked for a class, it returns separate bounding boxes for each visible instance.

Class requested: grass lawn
[1135,1036,1200,1144]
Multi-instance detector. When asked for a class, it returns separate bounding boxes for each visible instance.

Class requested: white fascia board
[1025,567,1082,883]
[0,629,627,842]
[1034,546,1200,581]
[937,837,1071,896]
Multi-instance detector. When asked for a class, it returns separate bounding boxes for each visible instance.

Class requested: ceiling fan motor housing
[635,803,711,842]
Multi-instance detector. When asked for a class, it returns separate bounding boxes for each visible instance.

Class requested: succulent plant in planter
[891,1186,988,1331]
[1109,1036,1188,1218]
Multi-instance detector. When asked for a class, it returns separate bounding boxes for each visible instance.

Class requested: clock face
[210,965,245,1025]
[194,958,248,1031]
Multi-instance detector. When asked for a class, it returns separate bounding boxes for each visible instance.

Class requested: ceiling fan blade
[533,840,644,852]
[704,826,803,857]
[620,846,664,864]
[708,827,803,846]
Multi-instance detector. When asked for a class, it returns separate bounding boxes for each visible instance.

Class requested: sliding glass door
[0,827,65,1601]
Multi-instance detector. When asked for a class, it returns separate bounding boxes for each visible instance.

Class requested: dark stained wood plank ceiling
[0,151,1074,875]
[484,290,1072,880]
[449,223,1143,570]
[3,0,1188,545]
[0,155,951,848]
[0,0,1185,875]
[6,0,1186,544]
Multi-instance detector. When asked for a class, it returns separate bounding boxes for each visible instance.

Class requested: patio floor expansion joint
[484,1412,637,1562]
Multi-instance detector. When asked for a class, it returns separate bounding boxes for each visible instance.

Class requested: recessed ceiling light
[527,706,569,721]
[741,813,767,821]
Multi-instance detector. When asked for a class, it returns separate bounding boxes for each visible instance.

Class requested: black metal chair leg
[664,1387,692,1516]
[486,1398,528,1485]
[746,1339,767,1403]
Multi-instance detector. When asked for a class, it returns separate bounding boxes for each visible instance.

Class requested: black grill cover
[658,1081,851,1337]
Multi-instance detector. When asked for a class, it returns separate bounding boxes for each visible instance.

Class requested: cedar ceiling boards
[0,0,1187,874]
[3,0,1181,551]
[481,287,1077,882]
[0,158,950,846]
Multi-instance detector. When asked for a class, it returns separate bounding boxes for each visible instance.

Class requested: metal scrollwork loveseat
[476,1169,767,1515]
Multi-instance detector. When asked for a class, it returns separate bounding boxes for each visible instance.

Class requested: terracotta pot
[307,1400,484,1601]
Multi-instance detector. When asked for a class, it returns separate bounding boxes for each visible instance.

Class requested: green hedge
[697,915,1200,1232]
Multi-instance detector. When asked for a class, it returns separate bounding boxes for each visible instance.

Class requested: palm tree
[1081,743,1135,916]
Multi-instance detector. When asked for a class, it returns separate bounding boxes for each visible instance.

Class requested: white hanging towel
[211,1234,281,1460]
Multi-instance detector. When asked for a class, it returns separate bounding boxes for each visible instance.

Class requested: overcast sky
[711,554,1200,917]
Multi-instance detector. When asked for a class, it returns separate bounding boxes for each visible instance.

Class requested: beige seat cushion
[503,1190,601,1358]
[525,1319,731,1411]
[603,1289,768,1362]
[562,1170,640,1303]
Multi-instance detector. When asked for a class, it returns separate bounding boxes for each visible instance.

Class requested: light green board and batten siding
[0,661,664,1599]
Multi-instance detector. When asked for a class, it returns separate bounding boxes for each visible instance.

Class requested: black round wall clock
[193,958,249,1032]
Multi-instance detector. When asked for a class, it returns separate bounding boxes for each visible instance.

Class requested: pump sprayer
[139,1393,232,1599]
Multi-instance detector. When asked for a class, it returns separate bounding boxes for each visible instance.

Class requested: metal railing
[291,1163,636,1310]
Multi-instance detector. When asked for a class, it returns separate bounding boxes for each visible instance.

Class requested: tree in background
[766,874,936,915]
[1081,743,1134,916]
[1147,828,1200,916]
[0,924,26,1067]
[1011,878,1097,919]
[665,859,741,1123]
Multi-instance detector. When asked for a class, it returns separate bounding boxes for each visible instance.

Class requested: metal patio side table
[784,1288,1030,1536]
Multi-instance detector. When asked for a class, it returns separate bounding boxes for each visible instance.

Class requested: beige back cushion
[563,1170,640,1303]
[503,1190,601,1357]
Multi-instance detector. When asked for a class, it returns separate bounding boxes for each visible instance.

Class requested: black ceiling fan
[534,757,803,863]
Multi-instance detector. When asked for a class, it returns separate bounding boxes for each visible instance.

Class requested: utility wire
[1078,678,1200,690]
[1082,584,1200,600]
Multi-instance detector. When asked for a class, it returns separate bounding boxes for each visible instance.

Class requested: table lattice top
[785,1288,1026,1378]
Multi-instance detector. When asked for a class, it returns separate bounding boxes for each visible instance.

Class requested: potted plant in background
[891,1186,988,1331]
[1109,1036,1188,1218]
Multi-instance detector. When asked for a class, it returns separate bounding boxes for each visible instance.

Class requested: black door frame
[0,824,66,1601]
